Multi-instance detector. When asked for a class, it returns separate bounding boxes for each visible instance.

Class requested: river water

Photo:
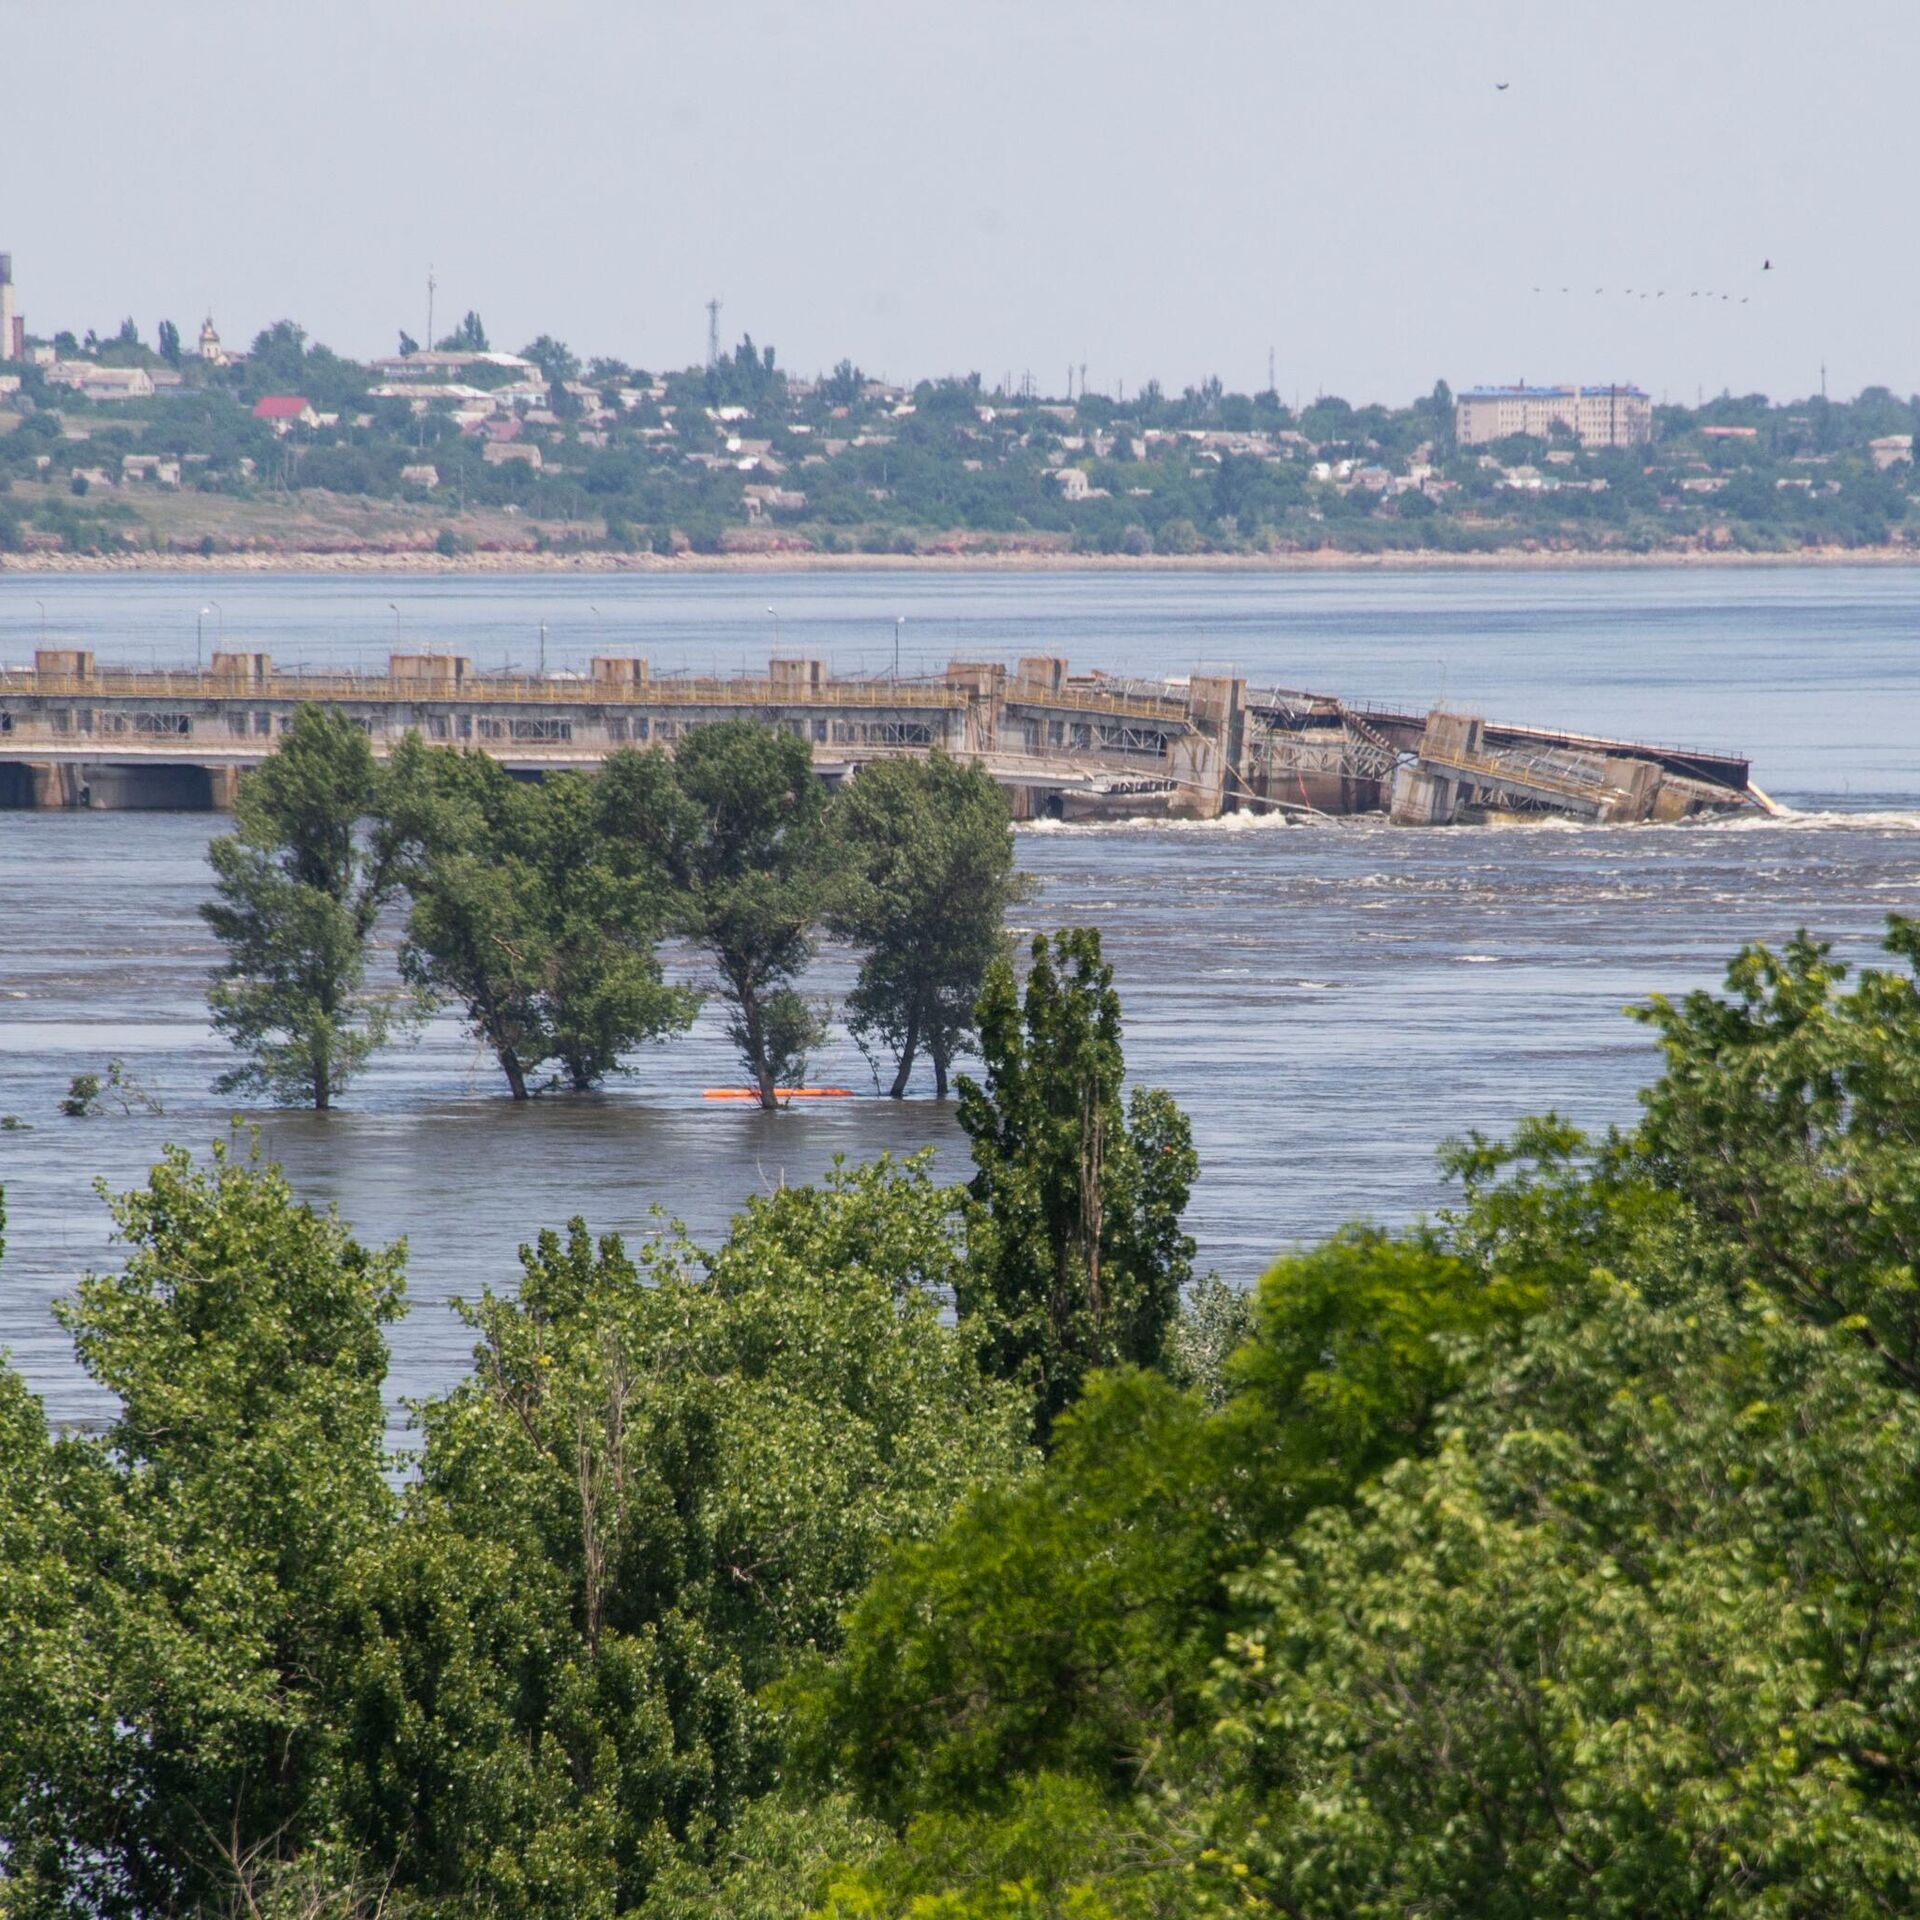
[2,566,1917,1428]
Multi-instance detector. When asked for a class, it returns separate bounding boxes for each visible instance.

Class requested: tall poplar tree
[201,705,403,1109]
[956,928,1197,1439]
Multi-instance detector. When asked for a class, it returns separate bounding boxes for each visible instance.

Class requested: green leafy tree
[955,930,1197,1440]
[342,1156,1028,1919]
[0,1142,403,1919]
[155,318,180,366]
[829,753,1030,1097]
[1210,1269,1920,1917]
[382,740,697,1097]
[201,704,407,1108]
[1629,917,1920,1383]
[521,334,581,383]
[655,719,838,1108]
[802,1225,1542,1858]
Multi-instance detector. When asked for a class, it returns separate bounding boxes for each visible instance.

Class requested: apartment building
[1456,382,1652,449]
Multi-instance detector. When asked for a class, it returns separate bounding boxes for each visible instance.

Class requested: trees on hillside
[519,334,580,382]
[436,310,488,353]
[0,1147,1027,1920]
[345,1158,1028,1917]
[201,705,407,1108]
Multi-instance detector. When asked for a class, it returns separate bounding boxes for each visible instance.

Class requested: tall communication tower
[426,265,436,351]
[706,297,722,370]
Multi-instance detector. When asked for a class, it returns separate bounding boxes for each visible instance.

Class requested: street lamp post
[767,604,781,652]
[389,603,401,653]
[198,604,210,671]
[34,598,45,645]
[893,615,905,683]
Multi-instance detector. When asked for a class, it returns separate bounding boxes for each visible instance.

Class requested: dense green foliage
[0,1151,1030,1920]
[0,1142,402,1917]
[343,1158,1030,1920]
[12,918,1920,1916]
[808,917,1920,1916]
[200,705,408,1107]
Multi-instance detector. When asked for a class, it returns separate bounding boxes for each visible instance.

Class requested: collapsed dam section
[0,648,1766,825]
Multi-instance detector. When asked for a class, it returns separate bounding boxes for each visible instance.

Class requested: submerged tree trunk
[930,1030,952,1100]
[740,986,778,1110]
[500,1047,530,1101]
[312,1039,331,1111]
[888,1008,921,1099]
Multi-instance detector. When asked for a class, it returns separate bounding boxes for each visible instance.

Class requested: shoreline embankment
[4,545,1920,579]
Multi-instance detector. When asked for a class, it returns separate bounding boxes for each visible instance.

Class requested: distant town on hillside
[1,260,1915,562]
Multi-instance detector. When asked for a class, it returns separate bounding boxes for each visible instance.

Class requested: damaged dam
[0,648,1766,825]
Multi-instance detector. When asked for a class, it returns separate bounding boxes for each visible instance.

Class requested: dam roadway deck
[0,648,1760,825]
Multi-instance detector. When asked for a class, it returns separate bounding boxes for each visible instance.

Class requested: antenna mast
[706,297,722,370]
[426,265,436,351]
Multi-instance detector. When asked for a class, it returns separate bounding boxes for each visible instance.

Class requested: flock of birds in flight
[1496,81,1771,302]
[1531,285,1763,302]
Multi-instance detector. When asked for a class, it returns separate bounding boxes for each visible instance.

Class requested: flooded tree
[829,752,1031,1098]
[382,740,697,1098]
[655,718,838,1109]
[200,704,407,1109]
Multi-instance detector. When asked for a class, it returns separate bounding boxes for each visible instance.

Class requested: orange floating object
[702,1087,855,1101]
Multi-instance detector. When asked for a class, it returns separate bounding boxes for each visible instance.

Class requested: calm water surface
[2,566,1916,1427]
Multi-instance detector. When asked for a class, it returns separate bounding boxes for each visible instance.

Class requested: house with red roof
[251,394,317,435]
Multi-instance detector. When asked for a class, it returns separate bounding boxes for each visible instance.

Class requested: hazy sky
[8,0,1916,406]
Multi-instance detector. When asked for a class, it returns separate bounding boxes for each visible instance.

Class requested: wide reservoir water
[2,565,1916,1427]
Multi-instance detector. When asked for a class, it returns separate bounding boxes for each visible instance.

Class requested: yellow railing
[0,671,971,711]
[1002,678,1190,722]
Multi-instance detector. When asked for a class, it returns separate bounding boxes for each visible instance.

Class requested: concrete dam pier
[0,648,1764,825]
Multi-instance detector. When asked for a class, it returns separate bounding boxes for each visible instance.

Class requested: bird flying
[1763,258,1772,270]
[1496,80,1509,90]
